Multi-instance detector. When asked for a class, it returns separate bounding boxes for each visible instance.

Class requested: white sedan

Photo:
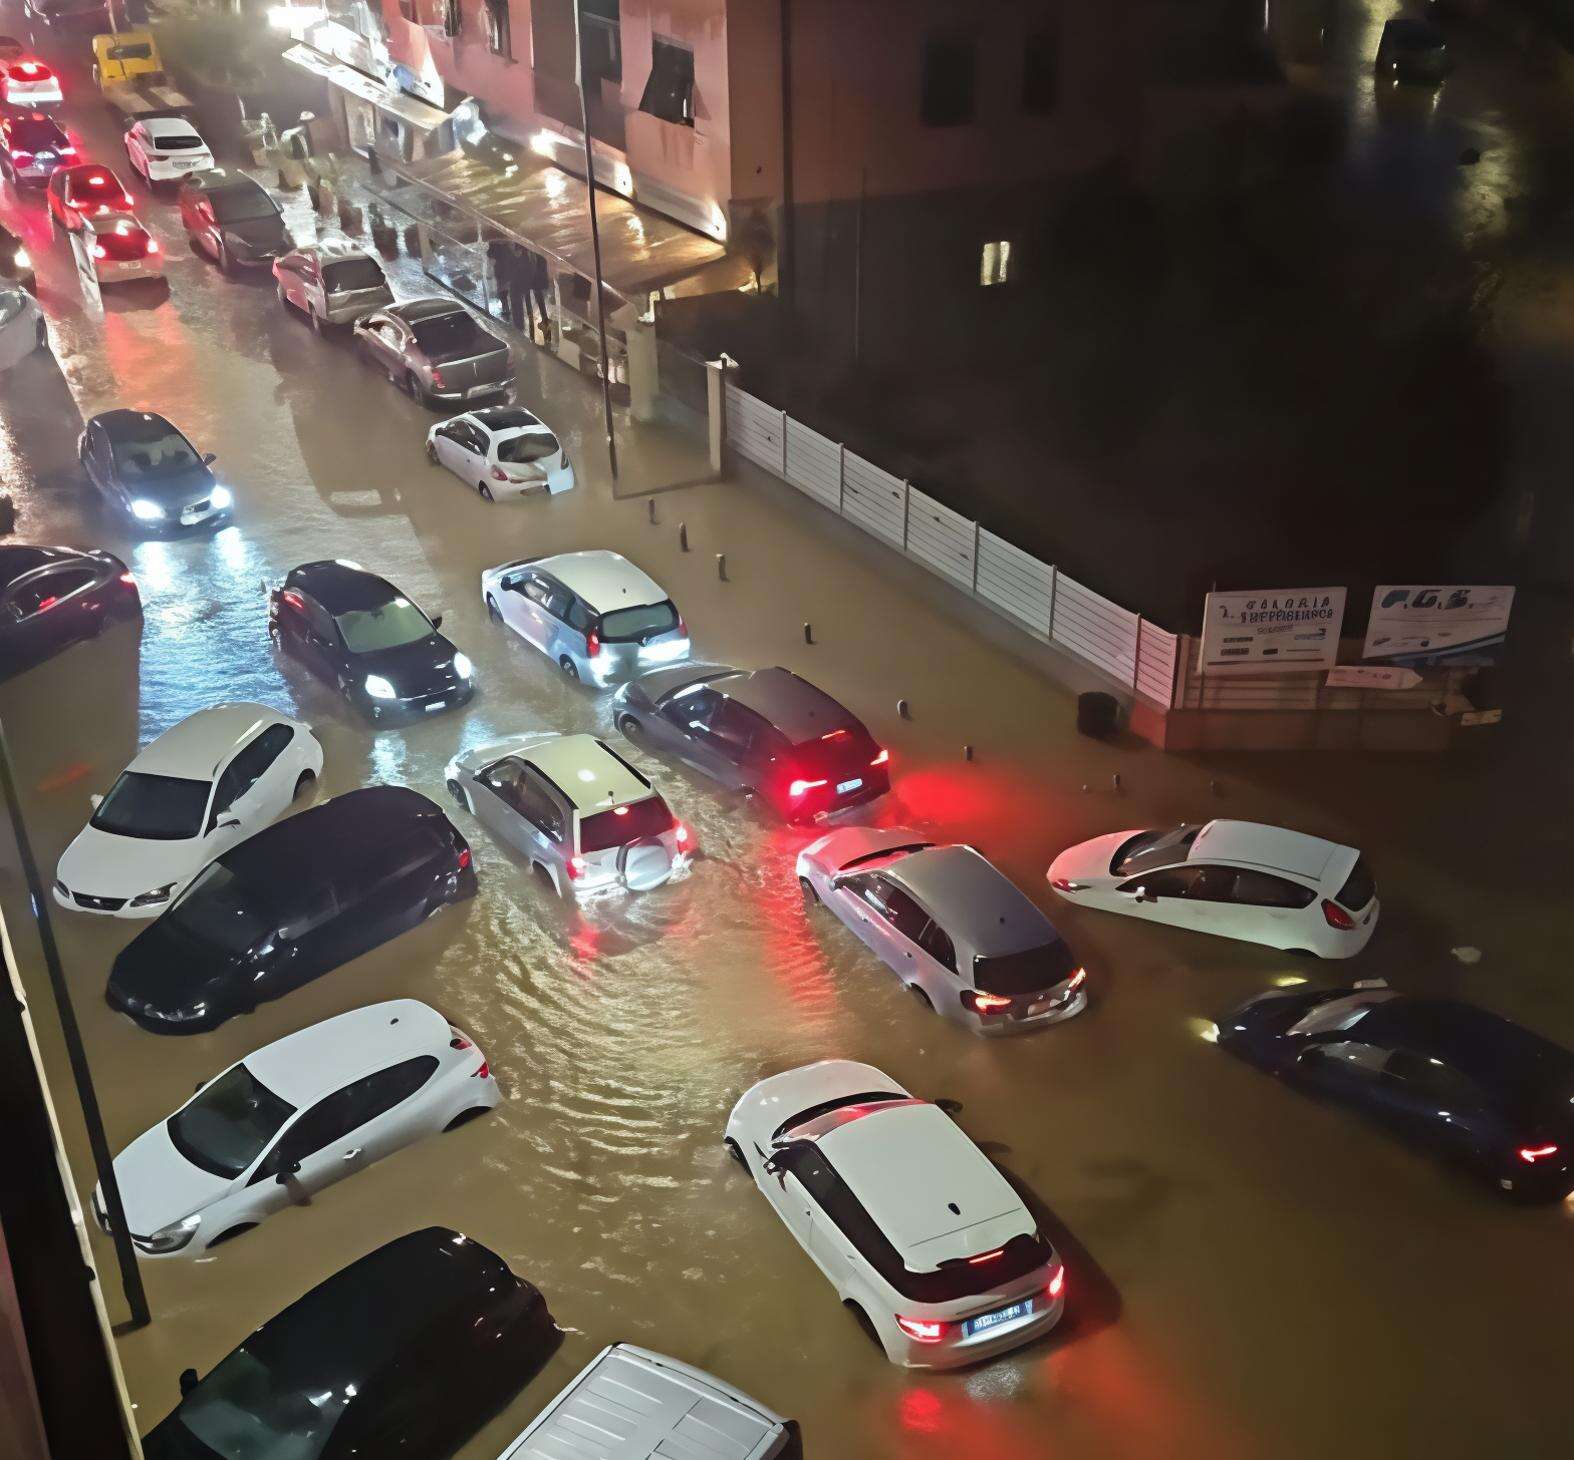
[94,1000,499,1258]
[1047,818,1379,958]
[122,115,214,186]
[0,286,46,374]
[425,405,574,501]
[725,1060,1065,1369]
[54,703,321,917]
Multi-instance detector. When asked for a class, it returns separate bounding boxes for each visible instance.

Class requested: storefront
[281,42,455,164]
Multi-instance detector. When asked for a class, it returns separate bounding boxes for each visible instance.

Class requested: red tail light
[1518,1144,1559,1163]
[1321,899,1356,931]
[430,367,447,390]
[869,748,890,766]
[91,243,107,259]
[677,616,687,637]
[1047,1263,1065,1299]
[963,989,1012,1015]
[145,238,160,255]
[471,1060,490,1079]
[60,145,76,157]
[788,777,827,799]
[1066,967,1087,990]
[490,466,508,481]
[895,1315,949,1344]
[1050,878,1080,893]
[87,172,107,186]
[821,728,849,742]
[37,596,59,612]
[449,1032,473,1050]
[456,846,472,870]
[12,152,32,165]
[118,571,136,588]
[586,631,601,658]
[967,1248,1003,1265]
[17,62,42,76]
[567,855,586,880]
[674,823,689,846]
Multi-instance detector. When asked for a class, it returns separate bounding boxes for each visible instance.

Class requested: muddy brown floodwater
[2,9,1573,1459]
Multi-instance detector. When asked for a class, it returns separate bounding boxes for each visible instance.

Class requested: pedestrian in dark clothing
[505,243,528,332]
[524,248,551,336]
[487,238,514,323]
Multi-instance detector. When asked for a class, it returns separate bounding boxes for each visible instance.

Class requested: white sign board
[1325,665,1422,690]
[1199,588,1346,676]
[1362,585,1515,667]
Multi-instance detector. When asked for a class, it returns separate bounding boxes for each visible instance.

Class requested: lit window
[980,240,1012,287]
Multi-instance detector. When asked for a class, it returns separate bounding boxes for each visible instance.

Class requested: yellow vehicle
[91,30,192,120]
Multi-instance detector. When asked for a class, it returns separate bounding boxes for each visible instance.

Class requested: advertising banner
[1362,585,1514,667]
[1199,588,1346,676]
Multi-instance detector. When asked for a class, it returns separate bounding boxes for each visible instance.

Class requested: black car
[106,786,477,1034]
[0,111,75,187]
[142,1227,559,1460]
[78,410,232,532]
[0,220,33,292]
[0,544,140,682]
[612,663,890,821]
[269,559,476,720]
[177,168,291,274]
[1375,17,1449,84]
[1219,985,1574,1202]
[21,0,111,28]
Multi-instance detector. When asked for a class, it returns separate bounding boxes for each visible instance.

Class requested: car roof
[132,703,284,779]
[715,667,854,742]
[1188,819,1348,883]
[472,406,544,433]
[0,543,81,587]
[89,408,180,442]
[391,297,464,322]
[534,551,668,613]
[514,733,652,813]
[243,999,448,1102]
[303,237,378,263]
[885,845,1058,958]
[222,786,442,884]
[285,559,403,614]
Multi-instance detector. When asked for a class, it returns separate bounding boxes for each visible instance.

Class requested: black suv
[142,1227,560,1460]
[106,786,478,1033]
[177,168,290,273]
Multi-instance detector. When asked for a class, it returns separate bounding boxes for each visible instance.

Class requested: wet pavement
[2,6,1573,1459]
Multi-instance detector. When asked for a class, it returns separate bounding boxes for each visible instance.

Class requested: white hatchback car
[54,703,322,917]
[726,1060,1065,1370]
[94,999,498,1258]
[1048,818,1378,958]
[425,405,574,500]
[122,115,214,186]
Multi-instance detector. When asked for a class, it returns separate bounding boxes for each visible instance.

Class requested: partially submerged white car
[725,1060,1065,1369]
[54,703,321,917]
[425,405,574,501]
[94,999,498,1258]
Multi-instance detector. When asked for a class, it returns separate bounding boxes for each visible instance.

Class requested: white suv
[725,1060,1065,1369]
[95,1000,498,1258]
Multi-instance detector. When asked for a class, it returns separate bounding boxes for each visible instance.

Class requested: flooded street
[3,5,1574,1458]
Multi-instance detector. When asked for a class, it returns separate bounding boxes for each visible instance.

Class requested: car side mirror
[274,1159,302,1186]
[89,793,103,810]
[211,816,241,834]
[201,452,216,465]
[761,1156,782,1177]
[430,613,443,630]
[178,1368,199,1397]
[1123,885,1156,903]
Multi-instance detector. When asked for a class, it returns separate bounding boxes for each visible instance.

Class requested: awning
[386,148,730,301]
[282,44,453,133]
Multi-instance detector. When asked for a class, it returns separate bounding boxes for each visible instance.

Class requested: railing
[725,382,1179,708]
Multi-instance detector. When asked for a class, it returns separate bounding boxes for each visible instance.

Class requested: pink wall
[380,0,540,127]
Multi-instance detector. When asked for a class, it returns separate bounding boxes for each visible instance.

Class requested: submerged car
[425,405,573,499]
[799,827,1087,1033]
[355,297,513,408]
[97,1000,498,1258]
[268,558,475,719]
[105,786,476,1033]
[446,731,689,899]
[78,410,230,530]
[0,285,45,371]
[140,1227,559,1460]
[55,703,321,917]
[1048,819,1378,958]
[481,550,688,686]
[614,663,889,821]
[274,237,394,331]
[1218,985,1574,1202]
[178,168,290,273]
[726,1060,1066,1369]
[0,543,139,682]
[1376,17,1449,83]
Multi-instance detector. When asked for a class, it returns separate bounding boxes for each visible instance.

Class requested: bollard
[963,744,974,762]
[716,553,727,582]
[1081,784,1091,793]
[897,698,910,720]
[647,498,657,525]
[678,522,689,552]
[1111,772,1122,792]
[1210,778,1218,796]
[803,622,814,645]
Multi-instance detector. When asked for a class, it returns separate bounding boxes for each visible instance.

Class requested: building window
[920,35,976,127]
[980,240,1013,287]
[397,0,416,22]
[1022,25,1059,114]
[639,35,694,127]
[485,0,512,59]
[581,0,622,84]
[443,0,461,37]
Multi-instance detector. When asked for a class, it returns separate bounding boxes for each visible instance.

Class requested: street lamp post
[572,0,619,482]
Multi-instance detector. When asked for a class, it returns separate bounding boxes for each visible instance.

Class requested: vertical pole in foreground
[573,0,619,482]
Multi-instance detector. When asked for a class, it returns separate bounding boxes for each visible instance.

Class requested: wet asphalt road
[2,7,1573,1460]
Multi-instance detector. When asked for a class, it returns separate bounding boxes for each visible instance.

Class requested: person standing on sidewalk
[524,247,551,338]
[487,236,514,324]
[504,243,529,332]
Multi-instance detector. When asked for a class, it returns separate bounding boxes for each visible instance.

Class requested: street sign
[1199,587,1346,676]
[1326,665,1423,690]
[1363,585,1515,667]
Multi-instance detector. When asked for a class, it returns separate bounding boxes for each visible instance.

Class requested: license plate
[37,152,55,162]
[466,385,491,397]
[965,1299,1032,1339]
[424,700,446,712]
[836,778,862,795]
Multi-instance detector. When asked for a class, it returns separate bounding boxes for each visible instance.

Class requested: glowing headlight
[452,651,473,679]
[136,1214,201,1254]
[129,883,175,908]
[209,486,233,509]
[130,499,166,521]
[13,248,28,269]
[364,675,397,700]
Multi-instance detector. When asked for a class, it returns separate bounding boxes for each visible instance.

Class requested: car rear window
[497,432,559,465]
[10,118,65,148]
[208,187,278,223]
[411,311,495,357]
[600,600,679,643]
[1335,856,1375,911]
[323,257,386,292]
[154,133,203,150]
[1111,825,1199,876]
[973,940,1079,996]
[96,226,149,261]
[789,723,880,777]
[578,793,675,853]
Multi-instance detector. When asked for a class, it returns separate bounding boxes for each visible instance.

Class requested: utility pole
[573,0,619,482]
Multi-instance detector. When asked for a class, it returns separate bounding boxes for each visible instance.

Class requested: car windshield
[1110,825,1199,876]
[773,1090,906,1143]
[110,427,201,480]
[90,771,209,840]
[322,257,384,292]
[174,1347,350,1460]
[1335,856,1375,911]
[167,863,274,955]
[334,599,433,653]
[974,941,1079,996]
[411,311,492,356]
[496,432,558,465]
[209,188,277,224]
[579,794,675,853]
[167,1064,295,1180]
[600,600,679,644]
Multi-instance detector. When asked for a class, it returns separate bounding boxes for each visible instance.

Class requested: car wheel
[443,1107,490,1133]
[292,770,315,801]
[616,712,641,738]
[478,482,493,502]
[446,777,469,811]
[532,862,560,897]
[723,1137,747,1169]
[426,438,439,464]
[34,317,48,352]
[844,1301,885,1353]
[799,875,819,908]
[909,985,934,1012]
[559,655,580,681]
[485,594,502,624]
[1287,948,1318,958]
[205,1223,257,1249]
[217,240,233,276]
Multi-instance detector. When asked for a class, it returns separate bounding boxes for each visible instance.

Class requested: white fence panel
[783,418,841,511]
[840,451,907,549]
[975,530,1054,637]
[905,487,975,590]
[725,382,785,476]
[1135,625,1178,708]
[1051,571,1139,685]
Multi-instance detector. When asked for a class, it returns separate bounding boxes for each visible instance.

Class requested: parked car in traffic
[1218,984,1574,1202]
[105,786,477,1033]
[446,732,689,899]
[496,1344,795,1459]
[0,221,34,292]
[0,111,76,186]
[268,558,475,719]
[20,0,109,30]
[800,827,1087,1033]
[726,1060,1066,1369]
[1376,17,1449,83]
[0,285,46,371]
[425,405,573,500]
[1048,819,1378,958]
[80,214,164,287]
[78,410,231,530]
[96,1000,498,1258]
[140,1227,559,1460]
[1,56,62,108]
[122,114,213,186]
[45,161,134,234]
[481,550,688,686]
[614,663,889,821]
[177,168,290,273]
[0,543,138,682]
[274,236,394,332]
[354,297,513,407]
[55,702,321,917]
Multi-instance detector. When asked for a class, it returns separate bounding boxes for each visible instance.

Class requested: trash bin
[1077,691,1119,740]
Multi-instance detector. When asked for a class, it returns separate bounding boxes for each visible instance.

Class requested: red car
[2,57,62,108]
[47,163,134,234]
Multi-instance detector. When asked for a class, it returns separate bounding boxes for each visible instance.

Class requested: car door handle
[340,1148,361,1161]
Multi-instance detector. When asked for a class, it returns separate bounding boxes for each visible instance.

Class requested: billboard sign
[1362,585,1514,667]
[1199,588,1346,676]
